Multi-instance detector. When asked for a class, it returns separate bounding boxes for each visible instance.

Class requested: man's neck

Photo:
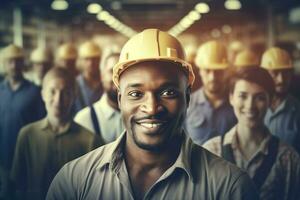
[7,76,24,91]
[83,74,101,89]
[271,93,288,111]
[203,89,224,109]
[125,134,182,199]
[47,116,70,133]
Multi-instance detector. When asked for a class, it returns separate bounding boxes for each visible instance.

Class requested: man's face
[57,59,77,74]
[199,68,225,94]
[81,57,100,77]
[101,55,118,103]
[5,57,24,79]
[33,62,51,80]
[42,77,75,121]
[268,69,292,97]
[230,80,269,129]
[118,61,190,152]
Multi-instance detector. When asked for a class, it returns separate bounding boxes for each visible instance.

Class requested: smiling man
[46,29,258,200]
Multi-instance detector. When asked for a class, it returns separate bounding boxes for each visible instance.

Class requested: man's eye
[161,89,177,97]
[238,93,247,100]
[128,91,143,98]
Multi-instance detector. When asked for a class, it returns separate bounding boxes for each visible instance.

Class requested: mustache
[134,112,168,122]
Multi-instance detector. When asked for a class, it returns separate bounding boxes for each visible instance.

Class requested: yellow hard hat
[2,44,24,59]
[185,44,197,64]
[234,49,259,67]
[57,43,77,60]
[79,41,101,58]
[195,40,228,69]
[261,47,292,70]
[113,28,195,88]
[30,47,52,63]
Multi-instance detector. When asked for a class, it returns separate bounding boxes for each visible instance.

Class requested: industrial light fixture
[96,10,137,37]
[51,0,68,10]
[87,3,102,14]
[224,0,242,10]
[222,25,232,34]
[195,3,210,14]
[168,2,208,36]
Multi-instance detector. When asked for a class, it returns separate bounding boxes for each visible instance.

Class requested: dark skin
[118,61,190,199]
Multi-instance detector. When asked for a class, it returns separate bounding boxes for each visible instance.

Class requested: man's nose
[140,94,163,115]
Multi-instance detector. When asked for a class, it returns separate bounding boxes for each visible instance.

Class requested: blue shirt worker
[47,29,258,200]
[75,45,124,143]
[0,44,45,171]
[185,40,236,145]
[75,41,103,111]
[261,47,300,153]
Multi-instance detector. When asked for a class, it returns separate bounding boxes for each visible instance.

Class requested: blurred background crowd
[0,0,300,199]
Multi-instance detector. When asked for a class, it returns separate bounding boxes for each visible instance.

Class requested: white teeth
[140,123,162,128]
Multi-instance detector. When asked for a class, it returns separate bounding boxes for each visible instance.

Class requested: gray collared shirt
[46,132,259,200]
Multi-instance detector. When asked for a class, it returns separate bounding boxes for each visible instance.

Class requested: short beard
[129,114,185,153]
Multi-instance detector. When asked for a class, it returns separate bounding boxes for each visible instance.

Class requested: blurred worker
[234,49,260,68]
[185,44,202,92]
[56,43,78,77]
[74,45,124,143]
[0,44,46,170]
[47,29,258,200]
[185,40,237,145]
[25,47,53,86]
[0,44,46,198]
[74,41,103,111]
[203,66,300,200]
[261,47,300,152]
[10,67,104,200]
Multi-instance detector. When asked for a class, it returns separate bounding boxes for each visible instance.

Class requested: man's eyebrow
[125,83,143,89]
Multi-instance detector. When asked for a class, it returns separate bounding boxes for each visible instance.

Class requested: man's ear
[117,90,122,108]
[186,86,191,107]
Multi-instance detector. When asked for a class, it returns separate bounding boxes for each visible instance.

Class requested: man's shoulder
[61,142,113,175]
[19,119,45,135]
[191,144,248,184]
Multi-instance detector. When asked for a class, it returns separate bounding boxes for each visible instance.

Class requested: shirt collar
[269,95,297,115]
[3,78,28,91]
[40,117,73,136]
[224,126,272,156]
[99,94,118,120]
[96,131,194,181]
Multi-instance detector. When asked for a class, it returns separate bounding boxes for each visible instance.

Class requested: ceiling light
[51,0,68,10]
[188,11,201,21]
[211,29,221,38]
[222,25,232,34]
[97,11,111,21]
[87,3,102,14]
[195,3,210,14]
[225,0,242,10]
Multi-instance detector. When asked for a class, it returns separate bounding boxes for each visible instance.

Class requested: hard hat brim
[113,57,195,89]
